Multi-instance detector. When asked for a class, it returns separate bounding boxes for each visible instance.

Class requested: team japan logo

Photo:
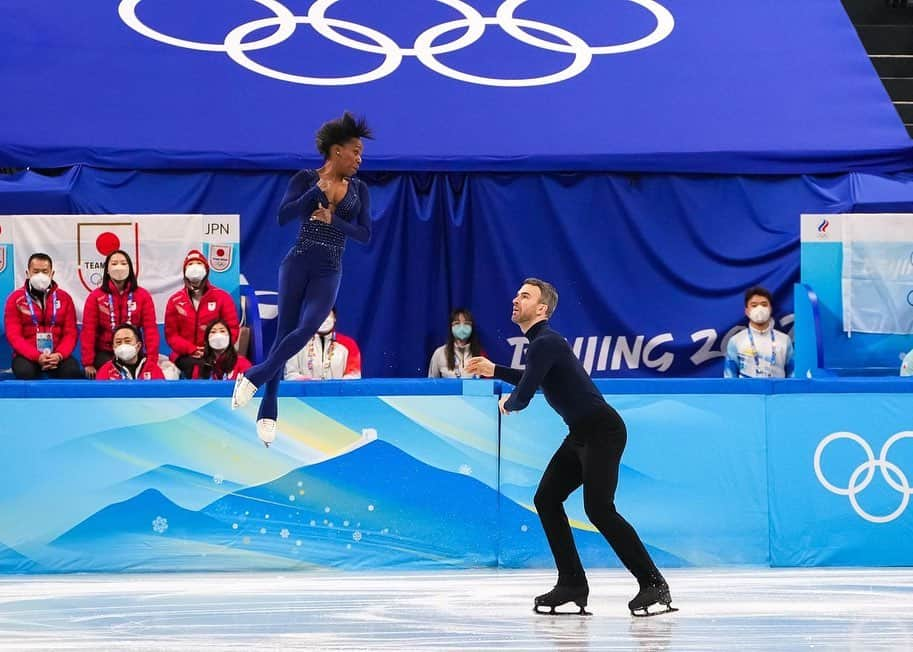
[208,245,233,273]
[814,431,913,524]
[77,222,140,292]
[118,0,674,87]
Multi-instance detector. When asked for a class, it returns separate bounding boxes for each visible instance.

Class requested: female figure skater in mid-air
[232,112,372,446]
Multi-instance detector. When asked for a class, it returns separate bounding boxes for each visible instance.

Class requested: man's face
[113,330,138,349]
[27,258,53,279]
[744,295,771,320]
[512,284,545,324]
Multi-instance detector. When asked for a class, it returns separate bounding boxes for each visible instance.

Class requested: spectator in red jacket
[4,252,82,379]
[191,319,252,380]
[284,308,362,380]
[81,249,159,379]
[95,323,165,381]
[165,250,240,379]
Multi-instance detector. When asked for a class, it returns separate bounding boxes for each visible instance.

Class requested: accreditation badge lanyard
[116,359,142,380]
[746,327,776,377]
[108,291,135,333]
[307,334,336,379]
[25,290,57,330]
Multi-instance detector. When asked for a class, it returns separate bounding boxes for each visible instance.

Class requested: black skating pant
[534,405,660,585]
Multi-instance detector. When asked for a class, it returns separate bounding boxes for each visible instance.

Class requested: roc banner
[841,214,913,335]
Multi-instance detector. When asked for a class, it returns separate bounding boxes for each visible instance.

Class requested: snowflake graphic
[280,528,290,539]
[213,474,224,485]
[152,516,168,534]
[458,464,472,475]
[352,531,363,542]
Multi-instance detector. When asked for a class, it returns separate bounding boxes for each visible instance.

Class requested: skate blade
[534,604,592,616]
[630,605,678,618]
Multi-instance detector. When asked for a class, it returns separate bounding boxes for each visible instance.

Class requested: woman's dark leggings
[244,250,341,421]
[533,405,660,585]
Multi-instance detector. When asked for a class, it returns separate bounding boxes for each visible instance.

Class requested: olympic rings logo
[118,0,674,87]
[814,431,913,524]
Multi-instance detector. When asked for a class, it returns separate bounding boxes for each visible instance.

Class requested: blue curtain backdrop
[0,167,874,377]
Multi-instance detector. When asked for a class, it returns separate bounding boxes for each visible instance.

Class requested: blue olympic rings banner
[1,0,910,172]
[768,392,913,566]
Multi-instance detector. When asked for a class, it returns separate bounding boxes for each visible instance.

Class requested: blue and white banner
[800,212,913,372]
[841,214,913,335]
[1,0,910,173]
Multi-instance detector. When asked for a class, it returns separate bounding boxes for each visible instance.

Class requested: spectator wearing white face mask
[191,319,251,380]
[4,252,82,379]
[164,250,240,379]
[95,324,165,381]
[724,286,794,378]
[284,307,362,380]
[81,249,158,379]
[428,307,484,378]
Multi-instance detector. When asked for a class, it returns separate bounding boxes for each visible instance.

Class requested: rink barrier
[0,378,910,572]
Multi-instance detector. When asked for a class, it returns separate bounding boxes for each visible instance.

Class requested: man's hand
[466,356,495,377]
[191,347,205,359]
[85,365,97,379]
[499,393,512,415]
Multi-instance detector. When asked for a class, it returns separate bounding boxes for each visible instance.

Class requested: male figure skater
[466,279,675,617]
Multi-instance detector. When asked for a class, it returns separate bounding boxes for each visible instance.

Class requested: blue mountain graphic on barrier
[0,542,40,573]
[47,440,684,571]
[53,488,229,544]
[114,463,244,509]
[201,439,501,567]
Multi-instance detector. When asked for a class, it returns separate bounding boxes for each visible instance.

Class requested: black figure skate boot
[534,574,591,616]
[628,575,677,617]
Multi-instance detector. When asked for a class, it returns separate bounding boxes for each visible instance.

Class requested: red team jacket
[81,281,159,364]
[3,282,78,361]
[190,353,252,380]
[95,357,166,381]
[164,284,240,361]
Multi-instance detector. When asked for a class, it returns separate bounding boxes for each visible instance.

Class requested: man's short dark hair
[743,286,773,306]
[524,278,559,317]
[113,323,143,342]
[27,253,53,269]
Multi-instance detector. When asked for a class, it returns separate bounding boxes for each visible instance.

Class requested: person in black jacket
[466,278,674,617]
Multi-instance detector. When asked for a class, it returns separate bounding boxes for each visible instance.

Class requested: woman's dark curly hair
[315,112,373,159]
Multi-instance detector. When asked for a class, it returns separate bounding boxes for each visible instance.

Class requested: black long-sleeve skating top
[493,320,606,426]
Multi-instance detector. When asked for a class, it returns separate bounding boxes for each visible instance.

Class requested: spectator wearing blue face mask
[428,308,484,378]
